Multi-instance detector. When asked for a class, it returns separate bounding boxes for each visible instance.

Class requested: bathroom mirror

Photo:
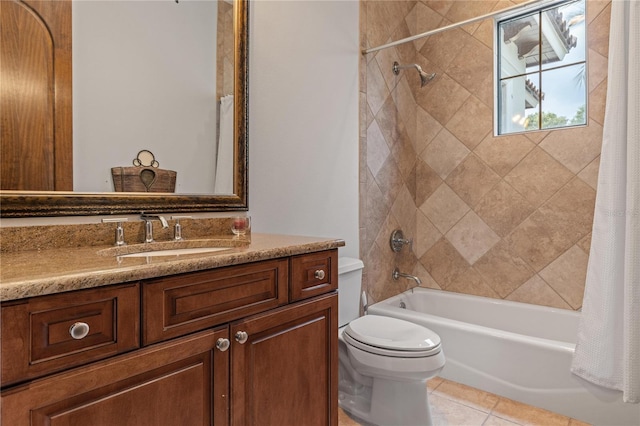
[0,0,248,217]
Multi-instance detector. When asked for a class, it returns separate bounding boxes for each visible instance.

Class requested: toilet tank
[338,257,364,327]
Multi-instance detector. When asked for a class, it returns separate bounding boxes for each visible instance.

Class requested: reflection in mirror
[0,0,248,217]
[74,0,232,194]
[497,0,586,135]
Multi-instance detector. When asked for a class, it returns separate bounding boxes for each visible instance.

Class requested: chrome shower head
[392,61,436,87]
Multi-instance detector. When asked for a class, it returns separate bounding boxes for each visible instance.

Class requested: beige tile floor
[338,377,591,426]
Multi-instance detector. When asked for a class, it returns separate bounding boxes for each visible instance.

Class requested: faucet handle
[171,216,192,241]
[102,217,128,246]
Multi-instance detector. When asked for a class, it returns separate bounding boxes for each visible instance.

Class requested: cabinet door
[1,327,230,426]
[231,292,338,426]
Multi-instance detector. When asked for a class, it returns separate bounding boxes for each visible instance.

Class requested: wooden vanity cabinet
[1,249,339,426]
[1,326,230,426]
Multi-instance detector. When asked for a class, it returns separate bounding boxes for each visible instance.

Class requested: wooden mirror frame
[0,0,248,218]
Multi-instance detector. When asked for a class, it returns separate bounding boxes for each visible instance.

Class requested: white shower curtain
[214,94,234,194]
[570,0,639,404]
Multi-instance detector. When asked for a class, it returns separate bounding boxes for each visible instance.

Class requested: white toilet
[338,257,445,426]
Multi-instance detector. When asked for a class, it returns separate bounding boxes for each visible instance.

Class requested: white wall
[248,0,360,258]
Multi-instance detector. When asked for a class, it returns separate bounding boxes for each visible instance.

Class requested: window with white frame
[496,0,586,135]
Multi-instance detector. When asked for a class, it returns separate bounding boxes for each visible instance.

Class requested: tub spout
[392,268,422,287]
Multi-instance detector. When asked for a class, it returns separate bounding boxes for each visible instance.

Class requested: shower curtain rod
[362,0,544,55]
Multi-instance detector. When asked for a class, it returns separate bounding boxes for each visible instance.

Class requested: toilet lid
[344,315,441,355]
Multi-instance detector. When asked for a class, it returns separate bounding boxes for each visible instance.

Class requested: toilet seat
[344,315,441,358]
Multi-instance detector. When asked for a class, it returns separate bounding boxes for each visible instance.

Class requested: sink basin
[119,247,230,258]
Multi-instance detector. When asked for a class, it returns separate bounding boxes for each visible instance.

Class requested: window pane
[499,73,541,134]
[540,64,587,129]
[499,13,540,79]
[541,0,586,71]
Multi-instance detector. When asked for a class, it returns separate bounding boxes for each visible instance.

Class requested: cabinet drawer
[1,283,140,387]
[143,258,288,345]
[289,249,338,302]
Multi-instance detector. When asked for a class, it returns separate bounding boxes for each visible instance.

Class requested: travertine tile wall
[360,0,612,310]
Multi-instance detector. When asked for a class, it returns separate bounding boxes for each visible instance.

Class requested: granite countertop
[0,233,345,302]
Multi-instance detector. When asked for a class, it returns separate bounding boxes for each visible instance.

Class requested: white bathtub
[368,287,640,425]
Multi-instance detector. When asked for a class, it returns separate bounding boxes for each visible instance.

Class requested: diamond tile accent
[446,96,493,150]
[408,2,444,51]
[445,0,498,34]
[391,185,417,237]
[373,211,401,255]
[534,178,596,246]
[374,95,404,149]
[446,268,500,299]
[474,180,535,237]
[539,119,603,174]
[506,275,572,309]
[374,156,403,207]
[392,78,418,148]
[589,79,608,126]
[539,246,589,310]
[365,0,414,48]
[577,233,592,255]
[588,2,611,58]
[421,128,470,179]
[364,172,390,251]
[446,37,493,102]
[474,241,535,298]
[391,128,418,179]
[588,48,608,93]
[474,133,535,177]
[419,238,470,289]
[366,120,390,177]
[416,105,443,155]
[577,156,600,190]
[411,262,441,290]
[445,211,500,265]
[419,22,472,70]
[365,59,390,116]
[420,183,470,234]
[446,154,501,207]
[416,74,471,126]
[504,148,574,208]
[412,158,443,207]
[364,240,402,303]
[415,210,442,258]
[505,216,572,272]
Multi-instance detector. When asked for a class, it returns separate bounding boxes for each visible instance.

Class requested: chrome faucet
[392,268,422,289]
[140,214,169,243]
